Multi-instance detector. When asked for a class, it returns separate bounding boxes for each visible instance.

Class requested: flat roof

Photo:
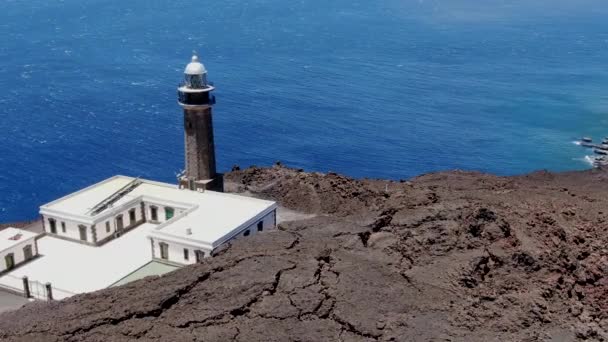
[0,223,158,299]
[111,261,179,287]
[0,228,38,253]
[147,189,276,248]
[40,176,277,247]
[40,176,139,216]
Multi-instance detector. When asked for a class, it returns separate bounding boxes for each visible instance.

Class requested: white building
[0,228,39,274]
[0,176,276,300]
[39,175,277,265]
[0,55,277,299]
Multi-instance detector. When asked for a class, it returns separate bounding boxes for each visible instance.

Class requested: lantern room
[178,55,216,107]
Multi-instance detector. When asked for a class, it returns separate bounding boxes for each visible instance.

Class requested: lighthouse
[177,54,222,192]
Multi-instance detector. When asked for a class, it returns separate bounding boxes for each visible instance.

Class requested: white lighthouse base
[178,175,224,192]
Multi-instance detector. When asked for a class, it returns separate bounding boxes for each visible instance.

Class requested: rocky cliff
[2,166,608,341]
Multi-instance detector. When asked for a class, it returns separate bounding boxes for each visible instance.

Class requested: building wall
[98,203,146,241]
[149,209,277,266]
[230,210,276,241]
[42,216,88,243]
[143,203,186,224]
[0,237,38,273]
[42,202,145,245]
[96,217,115,243]
[150,236,211,266]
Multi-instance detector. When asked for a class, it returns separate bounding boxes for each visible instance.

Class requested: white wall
[150,237,211,266]
[98,203,145,240]
[231,210,276,241]
[0,237,38,273]
[43,216,87,242]
[149,209,277,266]
[96,218,114,243]
[43,202,145,245]
[143,202,186,224]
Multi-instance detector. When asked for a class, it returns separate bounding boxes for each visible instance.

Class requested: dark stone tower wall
[184,107,216,181]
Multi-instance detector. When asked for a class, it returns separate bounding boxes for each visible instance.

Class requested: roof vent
[8,234,22,241]
[186,228,192,235]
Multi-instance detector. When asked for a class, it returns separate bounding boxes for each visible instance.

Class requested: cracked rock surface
[3,166,608,341]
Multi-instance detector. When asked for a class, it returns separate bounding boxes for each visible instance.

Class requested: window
[195,250,205,263]
[49,219,57,234]
[61,222,66,233]
[244,230,250,237]
[129,209,136,225]
[183,248,189,261]
[159,242,169,260]
[23,245,33,260]
[257,221,264,232]
[165,207,174,221]
[150,206,158,221]
[79,225,88,242]
[106,221,111,233]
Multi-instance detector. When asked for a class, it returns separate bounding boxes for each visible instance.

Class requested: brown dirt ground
[2,165,608,341]
[0,220,38,231]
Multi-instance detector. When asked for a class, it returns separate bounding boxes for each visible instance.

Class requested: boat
[582,137,593,143]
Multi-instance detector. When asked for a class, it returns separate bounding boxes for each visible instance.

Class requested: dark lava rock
[3,166,608,341]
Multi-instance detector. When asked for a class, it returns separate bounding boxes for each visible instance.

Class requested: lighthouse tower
[177,54,222,192]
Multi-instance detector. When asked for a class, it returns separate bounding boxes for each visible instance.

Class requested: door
[195,250,205,263]
[5,253,15,270]
[165,207,174,221]
[151,206,158,221]
[159,243,169,260]
[129,209,136,225]
[79,225,88,241]
[49,219,57,234]
[23,245,33,261]
[116,215,124,231]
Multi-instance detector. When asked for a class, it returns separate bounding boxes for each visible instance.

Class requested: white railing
[0,273,76,301]
[27,278,48,300]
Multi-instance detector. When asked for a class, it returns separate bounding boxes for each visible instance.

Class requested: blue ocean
[1,0,608,222]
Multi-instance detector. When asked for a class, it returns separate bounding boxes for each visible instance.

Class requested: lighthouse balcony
[178,90,216,106]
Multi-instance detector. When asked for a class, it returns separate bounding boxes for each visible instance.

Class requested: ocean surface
[1,0,608,222]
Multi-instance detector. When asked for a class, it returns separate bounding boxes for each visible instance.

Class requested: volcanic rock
[3,166,608,341]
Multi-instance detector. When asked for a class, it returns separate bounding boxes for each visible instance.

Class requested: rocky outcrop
[3,166,608,341]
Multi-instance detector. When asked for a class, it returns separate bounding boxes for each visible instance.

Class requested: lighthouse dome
[184,55,206,75]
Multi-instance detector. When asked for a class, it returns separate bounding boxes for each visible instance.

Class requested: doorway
[79,225,88,242]
[165,207,174,221]
[116,215,124,231]
[49,219,57,234]
[23,245,33,261]
[159,242,169,260]
[129,209,136,226]
[5,253,15,270]
[150,206,158,221]
[195,250,205,263]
